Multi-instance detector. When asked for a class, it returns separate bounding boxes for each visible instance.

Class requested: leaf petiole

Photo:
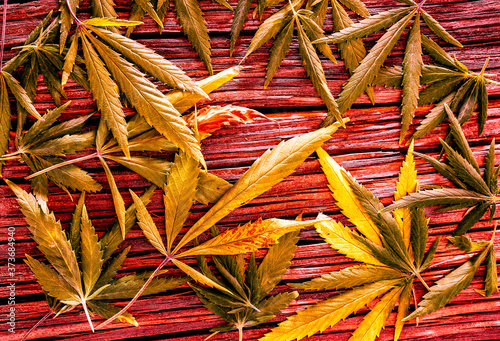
[65,0,82,27]
[479,58,489,77]
[485,79,500,86]
[11,44,38,50]
[95,255,172,330]
[81,299,95,332]
[426,253,474,270]
[235,319,244,341]
[1,149,23,158]
[25,152,98,180]
[416,0,428,12]
[21,310,53,341]
[413,271,431,291]
[0,154,20,161]
[412,284,419,326]
[490,221,497,242]
[288,0,298,17]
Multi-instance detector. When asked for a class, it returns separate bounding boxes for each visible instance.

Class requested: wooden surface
[1,0,500,340]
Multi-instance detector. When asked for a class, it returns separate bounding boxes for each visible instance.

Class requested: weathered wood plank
[1,0,500,340]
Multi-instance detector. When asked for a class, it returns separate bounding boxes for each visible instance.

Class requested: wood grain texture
[0,0,500,340]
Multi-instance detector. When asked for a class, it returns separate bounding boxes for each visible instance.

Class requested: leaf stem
[81,299,95,332]
[0,154,20,161]
[411,285,419,326]
[21,310,53,341]
[414,271,430,291]
[417,0,428,12]
[426,253,473,270]
[235,319,244,341]
[2,149,22,158]
[490,221,497,242]
[25,152,97,180]
[0,0,7,70]
[66,0,82,27]
[204,331,220,340]
[479,58,489,77]
[485,78,500,86]
[95,255,172,330]
[472,73,496,77]
[288,0,298,17]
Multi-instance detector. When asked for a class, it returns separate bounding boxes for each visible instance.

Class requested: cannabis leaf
[126,0,169,37]
[231,0,371,101]
[23,67,242,236]
[240,0,343,125]
[0,12,65,173]
[7,12,208,169]
[95,119,347,330]
[174,0,213,74]
[59,0,81,52]
[87,71,259,232]
[58,14,208,165]
[3,11,90,107]
[262,143,441,341]
[1,102,101,200]
[6,181,188,337]
[308,0,375,103]
[0,70,42,172]
[92,104,258,221]
[129,0,233,73]
[192,229,300,341]
[405,231,497,321]
[384,106,499,236]
[317,1,462,141]
[375,35,499,141]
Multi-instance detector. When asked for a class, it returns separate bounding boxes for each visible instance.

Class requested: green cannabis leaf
[308,0,375,102]
[262,143,440,341]
[405,231,497,321]
[58,12,208,166]
[7,10,209,171]
[174,0,214,74]
[95,118,348,330]
[6,181,188,338]
[192,229,300,341]
[240,0,343,126]
[0,70,41,173]
[0,12,71,172]
[231,0,370,86]
[3,11,90,107]
[0,102,101,201]
[376,35,498,141]
[22,67,242,238]
[129,0,165,32]
[126,0,169,36]
[384,106,499,237]
[151,0,234,74]
[317,0,462,141]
